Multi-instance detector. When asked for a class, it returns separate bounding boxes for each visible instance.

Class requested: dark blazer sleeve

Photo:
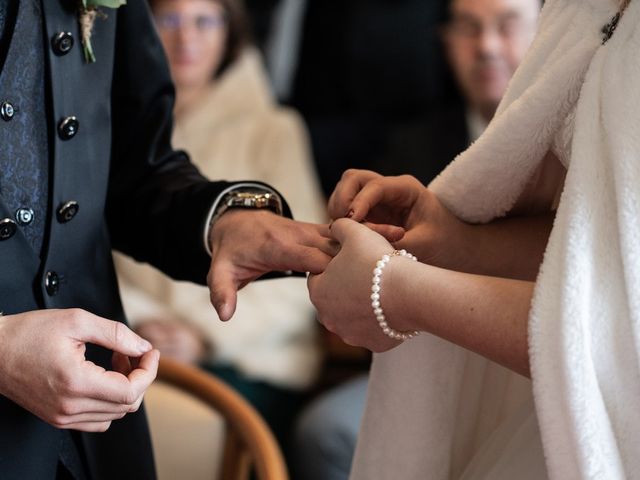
[106,1,291,285]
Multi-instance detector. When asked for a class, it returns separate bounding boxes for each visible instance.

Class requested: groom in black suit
[0,0,333,478]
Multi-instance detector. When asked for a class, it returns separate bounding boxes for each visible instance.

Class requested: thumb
[207,259,239,322]
[75,313,152,356]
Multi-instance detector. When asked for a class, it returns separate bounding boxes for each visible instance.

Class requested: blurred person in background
[292,0,541,478]
[114,0,326,449]
[371,0,541,182]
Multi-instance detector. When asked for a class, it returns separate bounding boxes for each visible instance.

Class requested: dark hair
[149,0,252,77]
[214,0,251,76]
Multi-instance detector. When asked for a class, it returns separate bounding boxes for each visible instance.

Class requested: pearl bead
[371,250,420,343]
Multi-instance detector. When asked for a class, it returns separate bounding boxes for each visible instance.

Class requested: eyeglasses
[155,12,226,33]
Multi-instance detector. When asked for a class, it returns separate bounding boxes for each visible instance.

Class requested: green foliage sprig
[79,0,126,63]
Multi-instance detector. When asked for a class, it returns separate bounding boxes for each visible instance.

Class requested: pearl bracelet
[371,249,420,341]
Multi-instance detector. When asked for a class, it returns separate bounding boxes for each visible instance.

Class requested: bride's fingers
[328,170,382,219]
[348,180,388,222]
[326,219,404,246]
[364,223,406,243]
[348,175,424,223]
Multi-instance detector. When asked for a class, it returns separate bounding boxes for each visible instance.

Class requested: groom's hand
[0,309,159,432]
[207,209,337,321]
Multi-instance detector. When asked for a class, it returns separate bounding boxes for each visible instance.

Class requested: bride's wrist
[371,250,421,341]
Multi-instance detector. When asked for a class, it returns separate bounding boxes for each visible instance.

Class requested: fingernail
[139,339,152,352]
[217,302,227,319]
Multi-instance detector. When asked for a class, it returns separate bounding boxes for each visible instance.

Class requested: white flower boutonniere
[78,0,126,63]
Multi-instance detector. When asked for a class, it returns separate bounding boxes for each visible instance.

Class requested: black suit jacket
[0,1,288,478]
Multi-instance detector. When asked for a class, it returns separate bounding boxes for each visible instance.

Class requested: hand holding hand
[208,209,339,321]
[328,169,469,270]
[0,309,159,432]
[308,218,404,352]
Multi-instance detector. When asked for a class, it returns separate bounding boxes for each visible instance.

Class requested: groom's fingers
[271,243,333,275]
[299,223,341,258]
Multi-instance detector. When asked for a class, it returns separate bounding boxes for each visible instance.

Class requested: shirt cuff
[202,183,279,256]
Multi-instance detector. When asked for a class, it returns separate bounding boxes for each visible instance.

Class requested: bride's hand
[328,169,471,270]
[307,219,403,352]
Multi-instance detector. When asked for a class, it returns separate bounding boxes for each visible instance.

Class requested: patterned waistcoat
[0,0,49,255]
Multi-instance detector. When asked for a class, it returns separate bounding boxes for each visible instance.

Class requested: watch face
[226,191,283,215]
[254,195,271,208]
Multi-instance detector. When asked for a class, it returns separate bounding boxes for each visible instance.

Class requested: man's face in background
[443,0,540,119]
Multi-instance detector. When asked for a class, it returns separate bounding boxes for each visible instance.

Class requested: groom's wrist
[203,184,283,256]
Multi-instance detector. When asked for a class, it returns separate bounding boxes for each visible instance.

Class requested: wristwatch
[212,190,283,222]
[205,188,285,255]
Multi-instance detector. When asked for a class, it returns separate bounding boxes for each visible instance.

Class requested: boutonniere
[78,0,126,63]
